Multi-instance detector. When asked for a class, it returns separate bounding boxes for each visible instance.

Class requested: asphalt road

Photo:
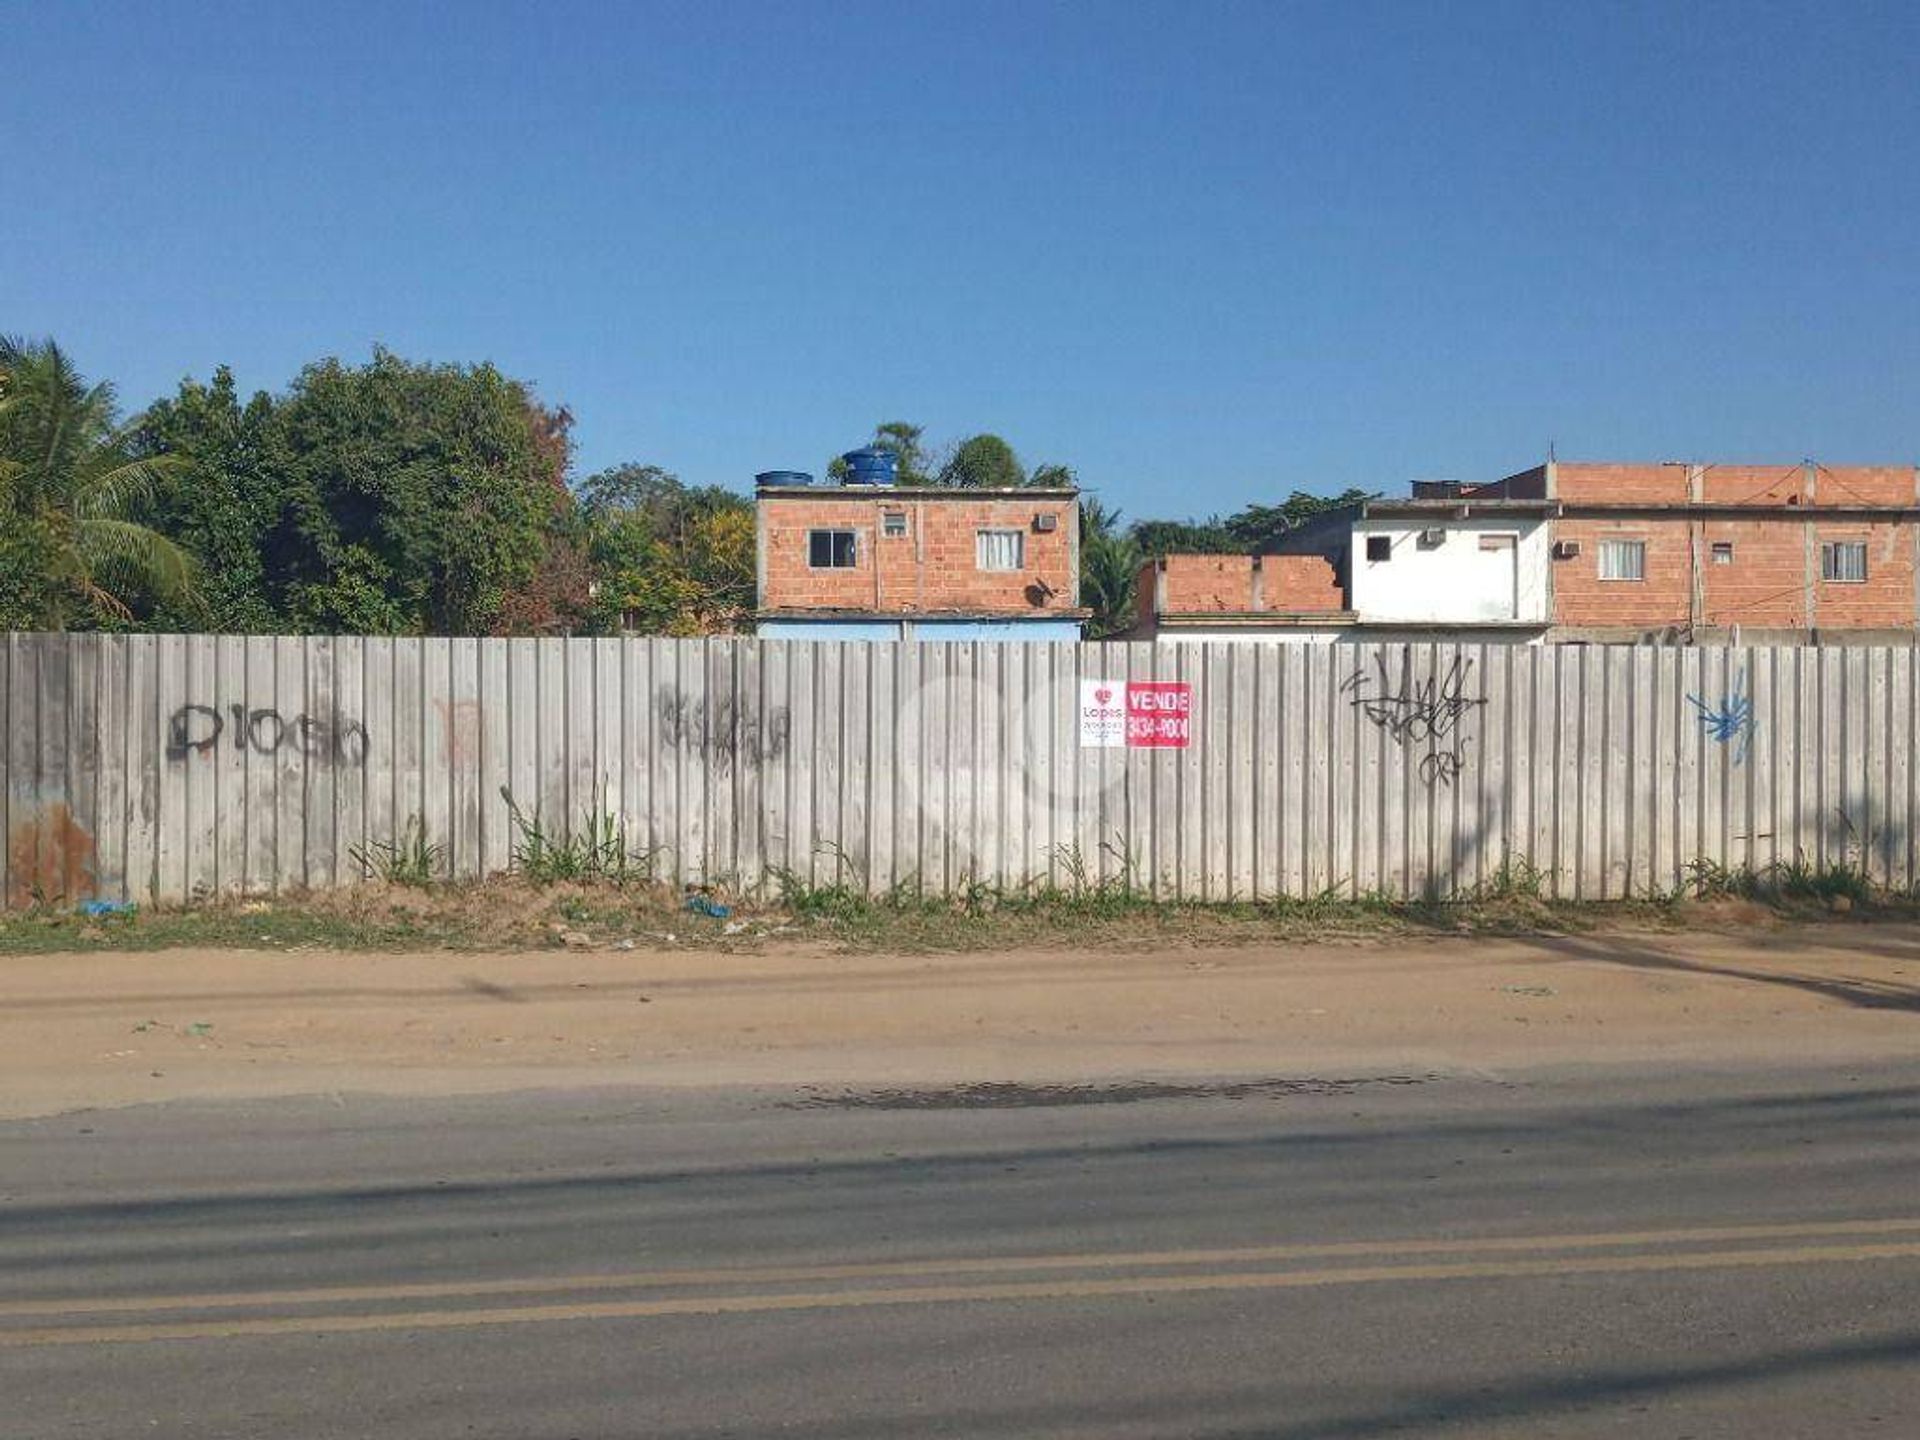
[5,1060,1920,1438]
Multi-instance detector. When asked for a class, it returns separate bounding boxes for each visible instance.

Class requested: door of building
[1477,534,1518,619]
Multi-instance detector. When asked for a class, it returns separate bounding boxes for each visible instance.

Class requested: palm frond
[73,451,186,520]
[75,517,203,611]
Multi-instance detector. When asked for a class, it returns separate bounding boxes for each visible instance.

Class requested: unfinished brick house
[755,478,1085,641]
[1135,459,1920,645]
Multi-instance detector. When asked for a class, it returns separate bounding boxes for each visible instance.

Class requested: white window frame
[1598,538,1646,582]
[807,529,858,569]
[1822,541,1868,583]
[881,511,909,539]
[976,528,1026,572]
[1711,541,1734,566]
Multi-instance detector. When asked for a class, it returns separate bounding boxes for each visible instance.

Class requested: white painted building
[1349,510,1551,628]
[1137,498,1555,644]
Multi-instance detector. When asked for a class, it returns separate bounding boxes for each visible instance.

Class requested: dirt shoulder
[3,923,1917,1119]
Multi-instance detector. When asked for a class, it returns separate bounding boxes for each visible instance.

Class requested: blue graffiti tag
[1686,669,1756,765]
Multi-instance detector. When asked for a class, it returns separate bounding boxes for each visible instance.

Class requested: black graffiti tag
[166,704,369,767]
[655,690,791,765]
[1342,653,1487,788]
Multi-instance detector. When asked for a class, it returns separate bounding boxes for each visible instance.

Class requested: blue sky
[6,1,1918,521]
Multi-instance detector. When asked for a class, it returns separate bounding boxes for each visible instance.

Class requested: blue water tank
[841,447,898,486]
[755,470,813,488]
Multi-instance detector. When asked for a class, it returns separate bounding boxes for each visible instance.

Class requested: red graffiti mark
[435,699,483,767]
[6,802,98,907]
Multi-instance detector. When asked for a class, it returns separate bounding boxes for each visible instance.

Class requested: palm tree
[0,337,198,628]
[1078,499,1142,640]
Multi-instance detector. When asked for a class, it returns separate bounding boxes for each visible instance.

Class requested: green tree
[1079,498,1141,640]
[263,349,576,634]
[938,433,1026,489]
[1131,516,1239,557]
[0,337,198,630]
[131,367,284,632]
[579,464,754,634]
[1223,488,1374,550]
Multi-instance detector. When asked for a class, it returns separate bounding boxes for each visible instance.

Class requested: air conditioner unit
[1033,513,1059,532]
[1553,540,1582,560]
[1418,528,1446,548]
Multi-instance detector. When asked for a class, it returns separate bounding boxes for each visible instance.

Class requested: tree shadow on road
[1523,930,1920,1012]
[618,1327,1920,1440]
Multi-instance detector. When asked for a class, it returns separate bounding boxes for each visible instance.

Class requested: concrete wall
[1352,516,1551,624]
[6,633,1917,906]
[1153,626,1349,645]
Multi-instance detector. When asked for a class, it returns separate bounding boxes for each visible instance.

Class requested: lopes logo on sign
[1078,679,1127,747]
[1079,679,1193,749]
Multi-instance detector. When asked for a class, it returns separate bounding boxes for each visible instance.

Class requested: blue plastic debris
[683,894,732,919]
[78,899,135,918]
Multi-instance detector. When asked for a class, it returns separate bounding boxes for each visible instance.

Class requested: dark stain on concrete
[789,1074,1440,1111]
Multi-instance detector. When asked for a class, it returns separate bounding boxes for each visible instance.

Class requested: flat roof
[757,486,1079,500]
[1157,611,1357,627]
[757,606,1092,621]
[1361,499,1557,519]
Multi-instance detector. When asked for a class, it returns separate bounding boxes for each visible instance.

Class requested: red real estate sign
[1125,681,1192,748]
[1078,679,1195,749]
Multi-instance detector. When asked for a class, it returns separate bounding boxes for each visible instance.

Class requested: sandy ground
[3,923,1918,1119]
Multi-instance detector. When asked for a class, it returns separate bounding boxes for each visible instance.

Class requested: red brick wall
[1265,554,1347,612]
[1814,467,1918,507]
[1698,465,1803,506]
[759,493,1078,614]
[1700,519,1807,629]
[1550,518,1691,630]
[1554,464,1690,505]
[1146,553,1347,616]
[1511,461,1920,635]
[1556,462,1915,510]
[1552,514,1918,633]
[1813,522,1914,629]
[1159,555,1256,611]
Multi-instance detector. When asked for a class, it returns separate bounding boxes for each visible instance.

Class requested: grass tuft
[500,787,659,885]
[349,815,443,888]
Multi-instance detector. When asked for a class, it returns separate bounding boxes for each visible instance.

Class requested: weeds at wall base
[0,856,1913,955]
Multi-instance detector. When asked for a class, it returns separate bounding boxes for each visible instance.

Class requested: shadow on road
[1526,931,1920,1012]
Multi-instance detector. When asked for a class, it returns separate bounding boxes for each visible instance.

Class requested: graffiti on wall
[1687,670,1756,766]
[655,690,791,764]
[166,704,369,767]
[1343,652,1487,788]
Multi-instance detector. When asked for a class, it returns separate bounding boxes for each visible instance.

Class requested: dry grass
[1,866,1910,957]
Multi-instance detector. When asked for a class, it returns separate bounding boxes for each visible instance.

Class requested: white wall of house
[1154,625,1544,646]
[1350,516,1550,625]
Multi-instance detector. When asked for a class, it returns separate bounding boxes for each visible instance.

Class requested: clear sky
[6,1,1918,521]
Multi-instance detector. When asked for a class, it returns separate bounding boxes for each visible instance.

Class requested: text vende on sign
[1079,679,1193,749]
[1126,681,1191,748]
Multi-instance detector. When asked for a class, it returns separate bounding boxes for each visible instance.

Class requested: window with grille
[1711,542,1734,565]
[808,530,857,568]
[1822,541,1868,583]
[1598,539,1646,582]
[976,529,1025,571]
[881,511,908,538]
